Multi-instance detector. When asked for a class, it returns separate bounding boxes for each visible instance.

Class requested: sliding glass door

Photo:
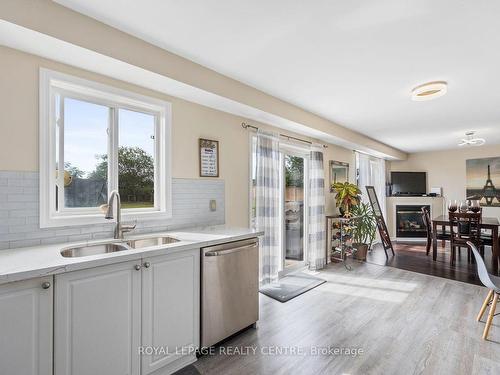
[249,135,309,278]
[280,151,308,275]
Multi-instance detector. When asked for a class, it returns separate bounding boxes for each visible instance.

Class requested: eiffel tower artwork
[466,159,500,207]
[481,165,499,206]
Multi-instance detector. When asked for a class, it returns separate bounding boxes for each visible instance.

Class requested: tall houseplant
[331,182,361,217]
[350,202,376,260]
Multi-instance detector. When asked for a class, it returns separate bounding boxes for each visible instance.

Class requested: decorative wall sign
[329,161,349,192]
[199,138,219,177]
[466,157,500,207]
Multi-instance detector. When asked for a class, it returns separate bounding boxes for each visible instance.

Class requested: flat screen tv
[391,172,426,195]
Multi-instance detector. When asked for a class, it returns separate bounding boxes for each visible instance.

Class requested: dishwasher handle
[204,242,258,256]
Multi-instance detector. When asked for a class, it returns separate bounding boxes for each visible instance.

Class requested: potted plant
[331,182,361,217]
[350,202,376,261]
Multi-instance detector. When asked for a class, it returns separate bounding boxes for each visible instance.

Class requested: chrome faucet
[104,190,136,239]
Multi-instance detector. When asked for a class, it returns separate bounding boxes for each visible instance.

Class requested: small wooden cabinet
[0,276,53,375]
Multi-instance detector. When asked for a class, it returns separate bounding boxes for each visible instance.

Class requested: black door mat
[259,274,326,302]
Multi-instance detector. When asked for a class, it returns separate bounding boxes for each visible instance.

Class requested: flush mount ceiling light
[411,81,447,101]
[458,131,486,147]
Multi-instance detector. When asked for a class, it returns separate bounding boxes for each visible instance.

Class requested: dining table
[432,215,500,274]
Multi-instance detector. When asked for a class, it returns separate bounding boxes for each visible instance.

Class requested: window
[40,69,171,227]
[249,133,310,274]
[355,151,386,215]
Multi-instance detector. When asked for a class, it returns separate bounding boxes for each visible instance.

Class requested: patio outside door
[280,151,308,276]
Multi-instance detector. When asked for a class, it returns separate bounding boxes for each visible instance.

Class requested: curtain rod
[241,122,328,148]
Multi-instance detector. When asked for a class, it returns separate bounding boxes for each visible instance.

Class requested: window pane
[118,109,156,209]
[284,155,305,265]
[63,98,109,208]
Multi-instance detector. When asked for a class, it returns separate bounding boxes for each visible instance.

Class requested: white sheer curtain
[255,130,281,284]
[308,147,326,270]
[357,152,386,216]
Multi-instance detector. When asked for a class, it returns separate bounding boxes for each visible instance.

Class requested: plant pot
[352,243,368,261]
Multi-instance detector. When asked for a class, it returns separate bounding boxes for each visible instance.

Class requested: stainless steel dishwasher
[201,237,259,348]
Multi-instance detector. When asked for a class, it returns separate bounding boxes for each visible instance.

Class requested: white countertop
[0,226,263,285]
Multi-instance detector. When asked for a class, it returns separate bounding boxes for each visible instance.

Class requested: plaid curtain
[308,149,326,270]
[256,130,281,284]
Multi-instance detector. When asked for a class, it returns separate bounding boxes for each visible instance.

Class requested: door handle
[205,243,258,256]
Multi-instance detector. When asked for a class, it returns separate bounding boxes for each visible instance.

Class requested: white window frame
[39,68,172,228]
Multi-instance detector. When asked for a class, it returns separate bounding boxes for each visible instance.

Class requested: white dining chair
[468,241,500,340]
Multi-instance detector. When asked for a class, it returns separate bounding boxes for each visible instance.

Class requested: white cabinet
[54,260,142,375]
[141,249,200,374]
[54,248,200,375]
[0,276,53,375]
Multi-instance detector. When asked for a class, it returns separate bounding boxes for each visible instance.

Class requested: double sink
[60,236,180,258]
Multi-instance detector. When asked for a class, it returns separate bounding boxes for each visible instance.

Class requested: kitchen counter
[0,226,263,285]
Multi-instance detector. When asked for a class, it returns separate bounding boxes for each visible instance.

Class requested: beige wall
[0,46,354,226]
[389,145,500,217]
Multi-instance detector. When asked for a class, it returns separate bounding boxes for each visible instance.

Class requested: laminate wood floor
[191,261,500,375]
[367,242,498,286]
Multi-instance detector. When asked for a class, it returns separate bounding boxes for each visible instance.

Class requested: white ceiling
[55,0,500,153]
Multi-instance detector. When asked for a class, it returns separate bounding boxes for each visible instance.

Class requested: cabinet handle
[134,264,141,271]
[144,262,151,268]
[41,281,51,289]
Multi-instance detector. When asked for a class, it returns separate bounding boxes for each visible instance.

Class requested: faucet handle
[121,220,137,233]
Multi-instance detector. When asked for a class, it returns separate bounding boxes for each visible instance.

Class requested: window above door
[39,69,172,227]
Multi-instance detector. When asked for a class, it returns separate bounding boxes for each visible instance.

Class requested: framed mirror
[329,161,349,191]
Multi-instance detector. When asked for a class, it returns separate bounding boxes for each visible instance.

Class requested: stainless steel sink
[126,236,180,249]
[60,236,180,258]
[60,243,131,258]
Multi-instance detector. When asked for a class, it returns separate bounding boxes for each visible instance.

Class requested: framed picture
[329,161,349,191]
[199,138,219,177]
[466,157,500,207]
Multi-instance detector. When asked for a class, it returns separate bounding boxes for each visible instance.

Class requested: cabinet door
[54,260,142,375]
[141,249,200,374]
[0,276,53,375]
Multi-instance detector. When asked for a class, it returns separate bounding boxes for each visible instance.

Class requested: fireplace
[396,205,429,238]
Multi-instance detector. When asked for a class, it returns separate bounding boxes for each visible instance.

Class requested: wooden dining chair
[421,207,449,256]
[449,212,483,266]
[468,241,500,340]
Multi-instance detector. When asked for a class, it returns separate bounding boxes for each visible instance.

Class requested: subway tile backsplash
[0,171,225,250]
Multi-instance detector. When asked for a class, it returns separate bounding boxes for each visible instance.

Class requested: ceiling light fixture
[411,81,447,101]
[458,131,486,147]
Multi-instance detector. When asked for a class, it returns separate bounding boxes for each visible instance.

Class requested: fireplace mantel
[386,196,445,240]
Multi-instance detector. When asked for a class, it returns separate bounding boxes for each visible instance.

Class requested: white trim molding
[39,68,172,228]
